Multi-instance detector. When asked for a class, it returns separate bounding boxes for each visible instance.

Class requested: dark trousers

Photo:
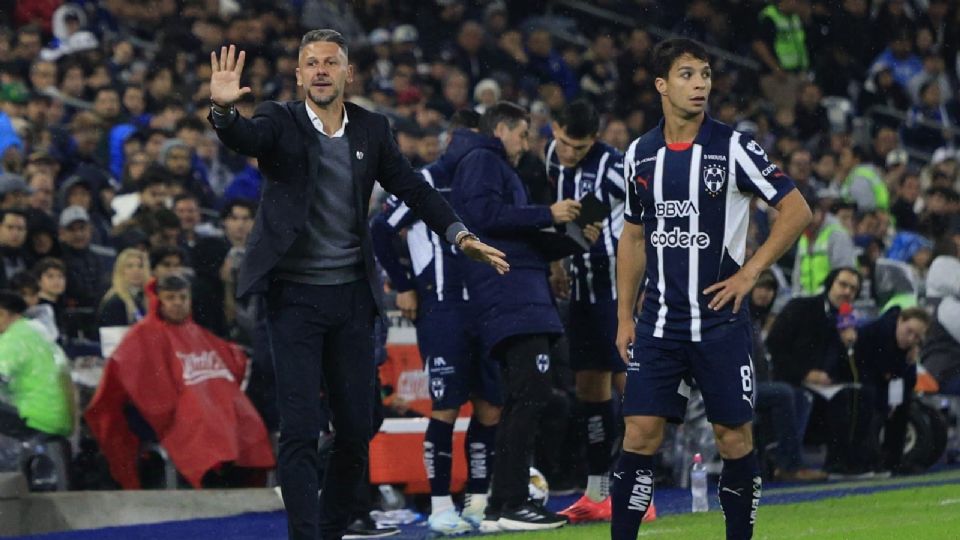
[755,382,811,472]
[490,334,554,509]
[816,385,879,473]
[0,401,38,439]
[264,279,377,540]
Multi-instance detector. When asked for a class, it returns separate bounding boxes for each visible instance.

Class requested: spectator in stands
[158,139,215,209]
[172,193,204,250]
[753,0,810,110]
[9,271,39,308]
[32,256,66,330]
[786,149,825,202]
[903,80,954,153]
[58,205,113,315]
[839,145,890,214]
[111,166,170,227]
[97,248,148,328]
[871,30,923,89]
[907,53,952,106]
[750,271,826,482]
[26,170,55,216]
[57,174,110,246]
[24,211,59,267]
[856,306,931,472]
[890,172,922,232]
[859,65,912,116]
[149,245,185,281]
[527,28,578,100]
[223,157,263,204]
[0,174,31,210]
[793,82,830,145]
[792,193,857,296]
[0,208,28,288]
[767,268,876,477]
[84,274,274,489]
[145,208,183,252]
[0,289,74,440]
[119,150,150,194]
[601,118,630,152]
[218,199,256,338]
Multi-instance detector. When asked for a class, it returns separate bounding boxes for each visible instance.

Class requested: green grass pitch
[486,484,960,539]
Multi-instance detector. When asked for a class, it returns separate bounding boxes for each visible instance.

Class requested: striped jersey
[545,140,626,303]
[372,164,468,305]
[623,115,795,342]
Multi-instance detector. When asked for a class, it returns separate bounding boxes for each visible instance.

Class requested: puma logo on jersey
[635,175,649,189]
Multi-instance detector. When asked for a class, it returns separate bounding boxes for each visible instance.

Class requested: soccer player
[370,110,502,535]
[611,39,811,540]
[544,100,656,524]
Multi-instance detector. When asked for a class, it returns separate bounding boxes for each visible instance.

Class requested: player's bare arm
[704,189,811,313]
[616,220,646,362]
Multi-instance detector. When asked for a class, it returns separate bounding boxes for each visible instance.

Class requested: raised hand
[210,44,252,107]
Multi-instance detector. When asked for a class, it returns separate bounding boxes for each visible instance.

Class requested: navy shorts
[417,302,503,410]
[568,299,626,373]
[622,322,755,426]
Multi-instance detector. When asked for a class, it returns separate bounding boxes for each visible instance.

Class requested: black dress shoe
[342,515,400,538]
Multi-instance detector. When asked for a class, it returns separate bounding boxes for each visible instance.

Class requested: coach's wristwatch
[455,231,479,248]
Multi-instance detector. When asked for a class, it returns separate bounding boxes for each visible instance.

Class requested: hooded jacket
[448,130,563,353]
[84,278,274,489]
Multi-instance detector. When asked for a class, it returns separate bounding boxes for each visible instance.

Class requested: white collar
[305,102,349,138]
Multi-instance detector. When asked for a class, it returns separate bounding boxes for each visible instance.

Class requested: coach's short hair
[478,101,528,136]
[651,38,709,80]
[300,29,348,57]
[449,109,481,131]
[553,99,600,139]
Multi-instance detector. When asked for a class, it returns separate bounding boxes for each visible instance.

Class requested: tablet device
[575,193,612,227]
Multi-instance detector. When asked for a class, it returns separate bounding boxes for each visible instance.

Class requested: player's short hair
[449,109,481,131]
[553,99,600,139]
[479,101,528,136]
[300,29,348,57]
[651,38,709,80]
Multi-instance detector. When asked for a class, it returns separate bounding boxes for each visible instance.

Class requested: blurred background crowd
[0,0,957,493]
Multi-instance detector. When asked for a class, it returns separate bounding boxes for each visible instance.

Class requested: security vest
[797,223,842,295]
[759,5,809,71]
[843,164,890,212]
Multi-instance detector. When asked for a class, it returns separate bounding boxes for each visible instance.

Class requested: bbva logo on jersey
[703,165,726,196]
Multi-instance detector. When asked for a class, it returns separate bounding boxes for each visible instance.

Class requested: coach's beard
[307,87,339,108]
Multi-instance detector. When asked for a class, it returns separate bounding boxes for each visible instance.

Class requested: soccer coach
[207,30,508,540]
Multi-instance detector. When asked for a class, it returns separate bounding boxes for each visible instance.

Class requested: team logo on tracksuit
[535,354,551,373]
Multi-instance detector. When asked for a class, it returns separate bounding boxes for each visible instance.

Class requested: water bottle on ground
[691,453,708,512]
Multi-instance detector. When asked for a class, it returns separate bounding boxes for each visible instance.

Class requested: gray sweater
[275,134,364,284]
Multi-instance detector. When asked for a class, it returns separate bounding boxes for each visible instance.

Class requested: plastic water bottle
[691,453,709,512]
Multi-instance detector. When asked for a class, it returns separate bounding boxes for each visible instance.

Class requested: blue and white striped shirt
[371,165,468,305]
[546,140,626,304]
[623,116,795,342]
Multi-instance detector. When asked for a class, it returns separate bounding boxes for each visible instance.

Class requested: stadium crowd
[0,0,957,520]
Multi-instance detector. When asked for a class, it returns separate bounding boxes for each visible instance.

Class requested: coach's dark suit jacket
[209,100,461,312]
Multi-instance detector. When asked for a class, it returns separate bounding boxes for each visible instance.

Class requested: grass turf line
[487,484,960,539]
